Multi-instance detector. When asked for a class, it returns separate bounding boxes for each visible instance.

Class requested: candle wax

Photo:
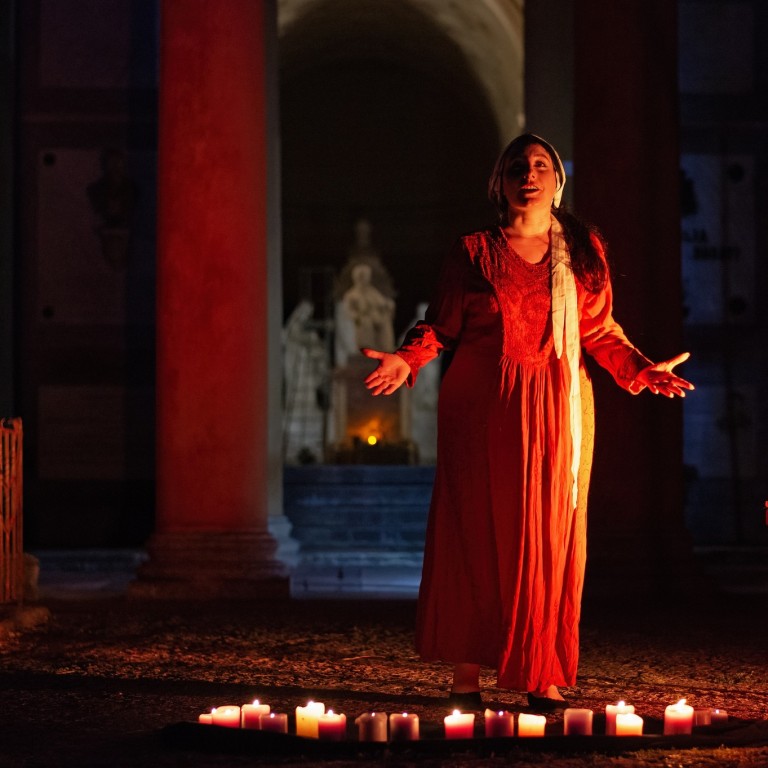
[317,711,347,741]
[355,712,387,742]
[444,710,474,739]
[615,713,644,736]
[564,708,593,736]
[211,705,241,728]
[241,700,270,729]
[259,712,288,733]
[295,701,325,738]
[664,699,694,735]
[605,701,635,736]
[517,713,546,737]
[389,713,419,741]
[483,709,514,738]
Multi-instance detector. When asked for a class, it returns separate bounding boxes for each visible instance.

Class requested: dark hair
[552,207,609,293]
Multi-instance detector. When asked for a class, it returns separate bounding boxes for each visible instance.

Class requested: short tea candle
[444,710,474,739]
[241,700,270,729]
[484,709,514,738]
[664,699,694,735]
[317,711,347,741]
[517,713,546,737]
[211,705,241,728]
[355,712,387,742]
[389,713,419,741]
[259,712,288,733]
[605,701,635,735]
[198,709,214,725]
[710,709,728,724]
[615,713,644,736]
[296,701,325,738]
[694,708,711,726]
[564,708,593,736]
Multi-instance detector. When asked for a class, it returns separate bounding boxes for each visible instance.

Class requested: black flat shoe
[448,691,484,711]
[526,692,569,711]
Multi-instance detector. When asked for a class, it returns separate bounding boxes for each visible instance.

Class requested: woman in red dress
[363,134,693,711]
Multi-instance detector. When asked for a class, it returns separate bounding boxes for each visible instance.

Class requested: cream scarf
[550,214,581,508]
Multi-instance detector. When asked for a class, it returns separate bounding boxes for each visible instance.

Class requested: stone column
[573,0,694,594]
[131,0,288,599]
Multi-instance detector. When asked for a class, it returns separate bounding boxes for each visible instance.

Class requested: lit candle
[564,708,593,736]
[694,708,711,726]
[483,709,514,738]
[211,705,241,728]
[389,713,419,741]
[615,713,644,736]
[317,710,347,741]
[664,699,694,735]
[198,709,215,725]
[517,713,546,737]
[241,699,270,729]
[355,712,387,742]
[605,701,635,736]
[710,709,728,724]
[259,712,288,733]
[444,710,474,739]
[296,701,325,738]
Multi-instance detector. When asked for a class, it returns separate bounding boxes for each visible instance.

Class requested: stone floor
[1,566,767,768]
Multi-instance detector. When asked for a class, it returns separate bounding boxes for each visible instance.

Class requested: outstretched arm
[634,352,695,398]
[362,348,411,396]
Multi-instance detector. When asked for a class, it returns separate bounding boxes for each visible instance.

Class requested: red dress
[396,227,649,692]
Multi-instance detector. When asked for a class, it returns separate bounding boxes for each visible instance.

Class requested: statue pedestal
[328,355,414,463]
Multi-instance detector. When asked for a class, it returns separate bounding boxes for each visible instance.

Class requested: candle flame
[328,709,334,715]
[676,698,687,708]
[618,700,625,706]
[252,699,260,705]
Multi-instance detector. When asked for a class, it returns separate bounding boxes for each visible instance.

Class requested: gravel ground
[0,590,767,767]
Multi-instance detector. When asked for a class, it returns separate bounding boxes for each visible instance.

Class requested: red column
[132,0,287,598]
[573,0,693,594]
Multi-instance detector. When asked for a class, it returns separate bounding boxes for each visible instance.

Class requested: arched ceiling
[278,0,524,144]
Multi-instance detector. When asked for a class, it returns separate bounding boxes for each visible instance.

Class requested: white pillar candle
[389,713,419,741]
[355,712,388,742]
[615,713,644,736]
[444,710,474,739]
[241,699,270,729]
[259,712,288,733]
[211,705,241,728]
[317,711,347,741]
[664,699,694,735]
[483,709,514,738]
[605,701,635,735]
[296,701,325,738]
[517,713,546,737]
[564,708,593,736]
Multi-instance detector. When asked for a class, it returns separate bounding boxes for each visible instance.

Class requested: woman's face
[501,143,559,215]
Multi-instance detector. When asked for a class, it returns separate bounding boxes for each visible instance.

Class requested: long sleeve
[579,239,653,394]
[395,240,470,386]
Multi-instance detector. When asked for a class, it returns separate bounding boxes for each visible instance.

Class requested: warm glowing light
[367,435,378,445]
[675,698,687,709]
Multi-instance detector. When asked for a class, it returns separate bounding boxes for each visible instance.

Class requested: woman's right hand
[362,348,411,396]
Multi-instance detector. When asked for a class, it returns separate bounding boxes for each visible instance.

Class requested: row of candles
[197,698,728,740]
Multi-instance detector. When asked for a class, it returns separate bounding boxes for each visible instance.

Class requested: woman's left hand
[635,352,695,398]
